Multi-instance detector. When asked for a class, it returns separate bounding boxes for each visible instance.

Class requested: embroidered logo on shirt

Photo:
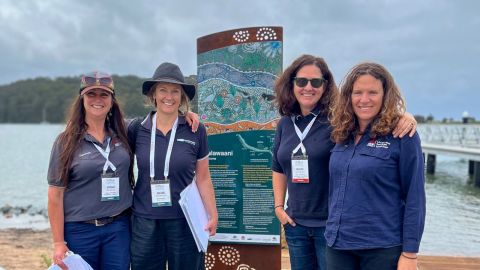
[79,151,92,157]
[366,139,390,149]
[177,138,196,146]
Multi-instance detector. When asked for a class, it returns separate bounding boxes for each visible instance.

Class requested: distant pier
[418,124,480,187]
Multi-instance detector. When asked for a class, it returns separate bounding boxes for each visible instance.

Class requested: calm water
[0,124,479,256]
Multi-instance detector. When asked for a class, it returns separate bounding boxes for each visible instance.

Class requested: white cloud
[0,0,479,118]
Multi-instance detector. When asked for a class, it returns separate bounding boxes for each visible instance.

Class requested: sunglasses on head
[293,77,327,88]
[83,76,113,88]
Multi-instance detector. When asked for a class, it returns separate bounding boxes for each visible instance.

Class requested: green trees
[0,74,198,123]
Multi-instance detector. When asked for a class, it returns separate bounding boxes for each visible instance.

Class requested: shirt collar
[84,128,115,145]
[294,107,321,122]
[141,111,186,129]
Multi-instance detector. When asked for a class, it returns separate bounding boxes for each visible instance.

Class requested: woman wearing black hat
[130,62,218,270]
[47,71,133,270]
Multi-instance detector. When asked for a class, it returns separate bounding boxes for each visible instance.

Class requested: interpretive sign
[197,26,283,270]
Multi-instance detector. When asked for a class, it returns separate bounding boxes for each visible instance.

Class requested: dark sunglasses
[293,77,327,88]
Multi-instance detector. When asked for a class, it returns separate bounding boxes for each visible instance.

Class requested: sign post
[197,26,283,270]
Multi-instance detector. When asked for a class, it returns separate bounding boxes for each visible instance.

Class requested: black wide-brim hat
[142,62,196,100]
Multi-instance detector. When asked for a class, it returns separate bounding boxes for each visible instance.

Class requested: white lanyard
[291,115,318,155]
[150,113,179,180]
[92,137,116,174]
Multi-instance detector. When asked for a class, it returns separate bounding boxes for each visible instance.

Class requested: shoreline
[0,228,479,270]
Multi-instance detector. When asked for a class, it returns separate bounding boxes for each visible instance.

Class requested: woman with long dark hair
[47,72,133,270]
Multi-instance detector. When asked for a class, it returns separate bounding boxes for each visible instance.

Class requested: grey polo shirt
[47,132,132,222]
[130,112,209,219]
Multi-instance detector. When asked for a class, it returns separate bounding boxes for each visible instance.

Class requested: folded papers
[48,251,93,270]
[179,178,210,253]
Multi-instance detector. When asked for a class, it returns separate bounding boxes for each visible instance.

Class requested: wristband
[401,253,417,260]
[274,205,284,209]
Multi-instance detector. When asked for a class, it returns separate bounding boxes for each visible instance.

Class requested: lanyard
[92,137,116,174]
[150,113,179,180]
[291,115,318,155]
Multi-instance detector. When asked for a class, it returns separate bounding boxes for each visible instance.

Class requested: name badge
[291,155,309,183]
[101,173,120,201]
[151,179,172,207]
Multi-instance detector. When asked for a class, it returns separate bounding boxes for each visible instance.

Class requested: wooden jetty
[281,249,480,270]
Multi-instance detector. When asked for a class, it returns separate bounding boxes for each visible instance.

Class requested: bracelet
[274,205,284,209]
[401,253,417,260]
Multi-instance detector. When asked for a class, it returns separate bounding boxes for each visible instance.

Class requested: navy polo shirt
[272,109,334,226]
[130,112,209,219]
[325,131,426,252]
[47,132,133,222]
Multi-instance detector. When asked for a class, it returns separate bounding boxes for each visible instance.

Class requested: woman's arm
[48,186,68,269]
[272,171,295,226]
[397,134,426,269]
[195,157,218,236]
[393,112,417,138]
[185,111,200,132]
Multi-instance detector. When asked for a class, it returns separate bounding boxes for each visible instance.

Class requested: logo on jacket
[366,139,390,149]
[177,138,196,146]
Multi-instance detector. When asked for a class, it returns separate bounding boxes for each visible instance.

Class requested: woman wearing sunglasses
[272,55,417,270]
[326,62,425,270]
[129,62,217,270]
[47,71,133,270]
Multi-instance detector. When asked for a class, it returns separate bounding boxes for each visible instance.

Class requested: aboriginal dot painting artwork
[197,26,283,134]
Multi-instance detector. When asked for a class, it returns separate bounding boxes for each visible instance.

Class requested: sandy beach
[0,229,52,270]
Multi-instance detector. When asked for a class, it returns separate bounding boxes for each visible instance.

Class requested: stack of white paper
[179,178,210,252]
[48,251,93,270]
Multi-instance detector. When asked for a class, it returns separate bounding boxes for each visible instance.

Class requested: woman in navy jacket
[326,62,425,270]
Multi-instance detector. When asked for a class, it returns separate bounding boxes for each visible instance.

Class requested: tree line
[0,75,198,123]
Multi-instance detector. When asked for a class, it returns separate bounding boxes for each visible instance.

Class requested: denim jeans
[284,224,326,270]
[64,215,131,270]
[326,245,402,270]
[130,215,204,270]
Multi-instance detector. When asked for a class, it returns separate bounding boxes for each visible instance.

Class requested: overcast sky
[1,0,479,119]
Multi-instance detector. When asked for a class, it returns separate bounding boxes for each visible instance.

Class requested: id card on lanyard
[291,115,317,184]
[150,113,178,207]
[92,137,120,201]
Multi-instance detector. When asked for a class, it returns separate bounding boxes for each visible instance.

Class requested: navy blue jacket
[272,110,333,226]
[325,131,426,252]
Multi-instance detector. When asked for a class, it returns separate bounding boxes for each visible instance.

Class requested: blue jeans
[64,215,131,270]
[284,224,326,270]
[326,245,402,270]
[130,215,204,270]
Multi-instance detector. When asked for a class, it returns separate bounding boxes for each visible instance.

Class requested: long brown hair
[274,54,338,116]
[330,62,406,143]
[57,94,134,187]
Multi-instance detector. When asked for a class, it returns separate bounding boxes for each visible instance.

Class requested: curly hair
[274,54,338,117]
[330,62,405,143]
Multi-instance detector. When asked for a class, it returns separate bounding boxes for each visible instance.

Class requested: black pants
[326,245,402,270]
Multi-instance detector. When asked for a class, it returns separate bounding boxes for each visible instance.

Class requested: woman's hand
[397,252,418,270]
[205,217,218,236]
[52,242,69,269]
[275,207,296,226]
[185,111,199,132]
[393,112,417,138]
